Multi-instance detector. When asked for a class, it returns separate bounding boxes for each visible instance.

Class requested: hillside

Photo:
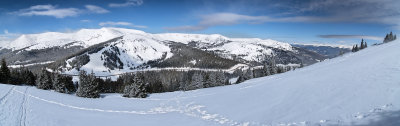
[1,38,399,126]
[292,44,352,58]
[0,27,326,75]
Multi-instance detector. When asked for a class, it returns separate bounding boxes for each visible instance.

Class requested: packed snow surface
[1,40,400,126]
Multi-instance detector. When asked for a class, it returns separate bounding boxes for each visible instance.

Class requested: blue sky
[0,0,399,45]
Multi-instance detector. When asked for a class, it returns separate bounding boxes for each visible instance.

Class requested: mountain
[0,27,327,75]
[292,43,352,58]
[1,36,399,126]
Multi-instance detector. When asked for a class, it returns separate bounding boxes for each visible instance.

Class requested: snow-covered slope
[209,39,293,62]
[10,28,153,50]
[5,27,291,52]
[4,27,295,63]
[1,39,399,126]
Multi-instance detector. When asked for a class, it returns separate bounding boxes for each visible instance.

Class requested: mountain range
[0,27,334,75]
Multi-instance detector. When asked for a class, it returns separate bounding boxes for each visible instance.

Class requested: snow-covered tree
[215,71,227,86]
[76,70,100,98]
[203,72,216,88]
[36,68,52,90]
[188,72,204,90]
[123,73,149,98]
[263,63,271,76]
[244,68,253,80]
[384,31,396,43]
[53,74,75,93]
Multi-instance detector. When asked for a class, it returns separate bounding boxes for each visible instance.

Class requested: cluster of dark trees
[236,58,300,83]
[0,59,35,85]
[383,32,397,43]
[0,55,301,99]
[70,69,231,98]
[36,68,76,93]
[1,56,232,99]
[151,43,238,69]
[104,70,230,97]
[0,58,77,95]
[352,39,368,52]
[0,59,11,84]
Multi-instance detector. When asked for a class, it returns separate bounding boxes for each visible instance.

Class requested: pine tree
[64,75,76,93]
[384,34,389,43]
[390,32,393,40]
[76,71,100,98]
[263,63,271,76]
[355,45,359,52]
[360,39,365,49]
[244,68,253,80]
[53,74,66,93]
[36,68,52,90]
[202,72,212,88]
[270,58,277,75]
[215,71,227,86]
[384,32,396,43]
[0,58,10,84]
[189,72,204,90]
[123,73,149,98]
[27,71,36,86]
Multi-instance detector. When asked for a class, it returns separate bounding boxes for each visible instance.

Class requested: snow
[4,27,294,69]
[154,33,229,44]
[292,43,353,49]
[8,61,54,68]
[208,39,293,61]
[1,39,400,125]
[5,27,146,50]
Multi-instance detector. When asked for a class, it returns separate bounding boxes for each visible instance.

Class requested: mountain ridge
[0,27,327,75]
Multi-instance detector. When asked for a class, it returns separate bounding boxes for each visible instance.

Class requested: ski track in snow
[0,86,15,102]
[11,87,252,126]
[0,86,16,125]
[8,86,396,126]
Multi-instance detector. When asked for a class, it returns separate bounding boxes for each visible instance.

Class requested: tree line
[1,57,300,99]
[351,39,368,52]
[383,31,397,43]
[236,57,301,84]
[0,58,232,98]
[0,59,36,86]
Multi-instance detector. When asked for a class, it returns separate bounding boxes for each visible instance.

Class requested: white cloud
[165,13,317,32]
[109,0,143,7]
[318,35,383,41]
[0,30,20,42]
[85,5,109,14]
[80,19,91,23]
[166,0,400,31]
[14,5,80,18]
[164,25,206,32]
[12,4,109,18]
[99,21,147,28]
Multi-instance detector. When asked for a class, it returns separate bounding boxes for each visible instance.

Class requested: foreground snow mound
[1,40,400,126]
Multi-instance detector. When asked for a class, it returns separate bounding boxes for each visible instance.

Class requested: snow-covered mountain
[0,27,326,74]
[1,36,399,126]
[292,43,352,58]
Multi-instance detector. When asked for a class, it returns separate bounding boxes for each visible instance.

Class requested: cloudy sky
[0,0,399,45]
